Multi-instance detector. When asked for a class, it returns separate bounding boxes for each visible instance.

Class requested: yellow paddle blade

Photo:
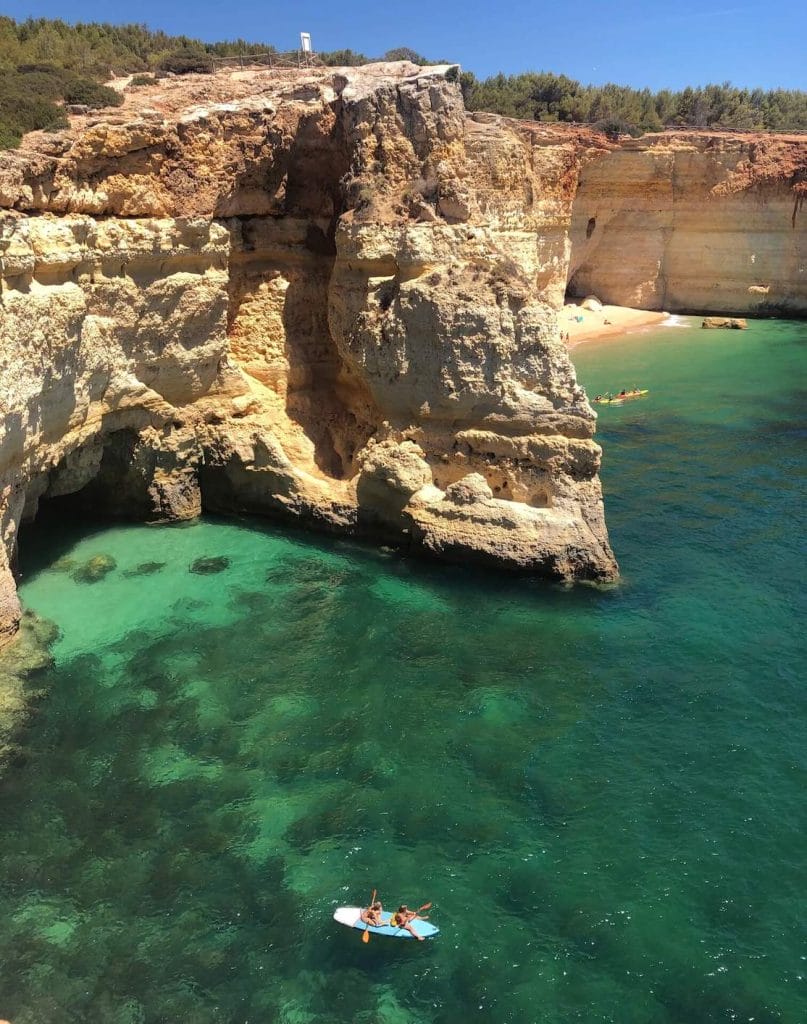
[362,928,370,943]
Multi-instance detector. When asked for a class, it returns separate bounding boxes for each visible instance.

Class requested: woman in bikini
[389,904,425,941]
[360,900,383,927]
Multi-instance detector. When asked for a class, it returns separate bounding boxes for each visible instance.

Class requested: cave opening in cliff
[19,429,190,540]
[23,488,113,540]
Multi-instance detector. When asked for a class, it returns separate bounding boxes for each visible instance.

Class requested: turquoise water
[1,317,805,1023]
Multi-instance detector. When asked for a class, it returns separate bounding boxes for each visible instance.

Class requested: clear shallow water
[1,317,805,1023]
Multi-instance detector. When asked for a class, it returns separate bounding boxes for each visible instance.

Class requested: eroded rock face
[0,62,620,645]
[568,132,807,314]
[444,474,493,506]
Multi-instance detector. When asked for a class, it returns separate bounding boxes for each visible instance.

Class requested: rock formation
[0,63,619,645]
[568,131,807,314]
[702,317,748,329]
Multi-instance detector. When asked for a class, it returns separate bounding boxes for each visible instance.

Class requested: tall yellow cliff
[0,64,618,646]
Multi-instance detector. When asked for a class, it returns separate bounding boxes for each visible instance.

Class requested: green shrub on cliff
[593,117,642,140]
[62,78,123,108]
[383,47,430,64]
[0,68,68,148]
[319,48,370,67]
[156,47,213,75]
[0,64,121,148]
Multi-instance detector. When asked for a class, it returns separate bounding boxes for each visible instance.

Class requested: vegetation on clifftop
[1,15,805,149]
[460,72,807,134]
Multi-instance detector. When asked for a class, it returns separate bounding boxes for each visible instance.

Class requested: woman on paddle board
[360,900,383,927]
[389,905,425,941]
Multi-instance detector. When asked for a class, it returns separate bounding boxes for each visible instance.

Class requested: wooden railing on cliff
[207,50,325,71]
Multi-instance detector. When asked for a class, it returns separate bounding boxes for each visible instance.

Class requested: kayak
[333,906,439,940]
[594,390,648,405]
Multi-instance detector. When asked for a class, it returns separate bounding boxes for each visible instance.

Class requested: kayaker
[389,904,425,941]
[360,900,383,927]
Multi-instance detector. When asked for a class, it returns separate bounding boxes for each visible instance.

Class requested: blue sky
[5,0,806,91]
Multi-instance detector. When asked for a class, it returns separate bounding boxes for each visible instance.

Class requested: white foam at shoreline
[660,314,691,328]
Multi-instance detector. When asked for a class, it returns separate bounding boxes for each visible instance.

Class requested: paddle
[361,889,377,944]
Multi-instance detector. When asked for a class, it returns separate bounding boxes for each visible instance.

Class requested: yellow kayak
[594,390,648,405]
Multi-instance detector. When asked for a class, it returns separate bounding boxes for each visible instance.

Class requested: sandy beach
[562,302,669,347]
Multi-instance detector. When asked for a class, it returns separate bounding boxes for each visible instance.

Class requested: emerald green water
[1,317,805,1023]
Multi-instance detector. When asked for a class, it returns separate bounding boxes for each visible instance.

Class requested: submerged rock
[171,597,208,612]
[189,556,230,575]
[51,556,77,573]
[123,561,167,578]
[71,554,117,584]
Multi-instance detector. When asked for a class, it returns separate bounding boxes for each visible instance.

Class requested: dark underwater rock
[123,561,167,578]
[71,554,117,584]
[189,556,230,575]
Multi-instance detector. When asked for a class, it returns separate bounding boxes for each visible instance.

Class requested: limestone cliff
[568,131,807,314]
[0,63,617,645]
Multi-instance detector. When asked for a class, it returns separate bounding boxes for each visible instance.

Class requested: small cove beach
[563,300,669,346]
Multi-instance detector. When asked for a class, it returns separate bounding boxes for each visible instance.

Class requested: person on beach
[389,905,425,940]
[360,900,383,927]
